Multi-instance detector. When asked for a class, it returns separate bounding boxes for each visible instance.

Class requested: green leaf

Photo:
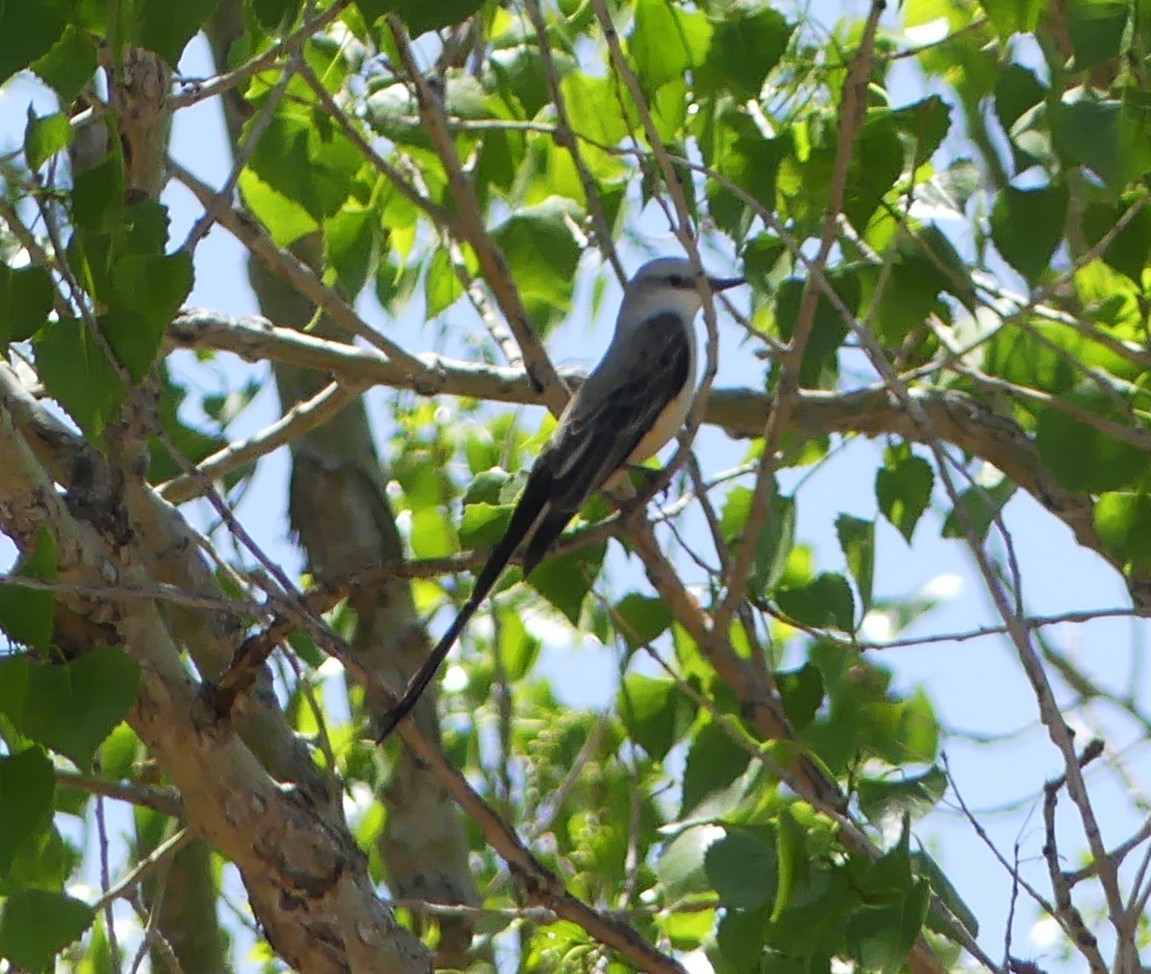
[941,478,1016,541]
[461,468,510,505]
[0,748,54,878]
[889,96,953,170]
[354,0,484,34]
[776,663,824,732]
[1094,491,1151,570]
[775,573,855,632]
[867,689,940,765]
[697,6,792,100]
[989,182,1068,282]
[30,26,98,103]
[0,889,93,971]
[858,767,947,827]
[835,514,874,612]
[424,247,465,319]
[995,63,1047,174]
[491,198,582,333]
[120,198,175,256]
[103,249,194,381]
[845,828,929,974]
[846,881,929,974]
[614,592,672,650]
[720,486,797,597]
[410,506,456,558]
[659,903,717,951]
[5,822,78,889]
[0,528,56,651]
[24,111,73,171]
[680,719,754,818]
[995,63,1045,136]
[528,539,606,624]
[8,647,140,770]
[253,0,304,29]
[0,263,54,345]
[133,0,217,64]
[764,866,854,956]
[0,0,65,85]
[978,0,1043,38]
[702,110,788,239]
[843,114,904,231]
[915,849,980,940]
[247,113,360,222]
[72,157,124,234]
[492,606,540,683]
[629,0,712,92]
[238,169,319,247]
[1066,0,1130,69]
[1082,196,1151,281]
[876,446,933,544]
[326,202,380,299]
[876,223,976,332]
[35,317,125,437]
[775,271,861,387]
[706,826,778,910]
[982,322,1082,394]
[715,907,771,973]
[460,501,512,550]
[561,73,631,160]
[1036,399,1150,493]
[1054,95,1151,194]
[656,823,726,902]
[772,805,807,921]
[619,673,692,761]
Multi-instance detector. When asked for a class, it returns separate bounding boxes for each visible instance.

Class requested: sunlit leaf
[876,446,934,544]
[0,748,54,878]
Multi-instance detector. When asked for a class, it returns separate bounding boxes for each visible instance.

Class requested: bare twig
[184,43,303,250]
[159,379,362,504]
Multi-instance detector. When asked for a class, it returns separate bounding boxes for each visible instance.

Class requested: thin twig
[159,379,362,504]
[184,43,303,250]
[169,0,354,109]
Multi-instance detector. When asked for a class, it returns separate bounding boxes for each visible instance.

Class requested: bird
[377,256,745,741]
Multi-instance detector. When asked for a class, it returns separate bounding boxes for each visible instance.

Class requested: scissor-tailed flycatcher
[378,257,744,741]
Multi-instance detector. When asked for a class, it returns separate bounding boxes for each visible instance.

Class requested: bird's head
[621,256,744,326]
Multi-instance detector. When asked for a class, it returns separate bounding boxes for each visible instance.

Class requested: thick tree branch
[169,310,1147,611]
[0,391,432,974]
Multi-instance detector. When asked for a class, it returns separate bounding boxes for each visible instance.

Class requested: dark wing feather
[521,313,691,572]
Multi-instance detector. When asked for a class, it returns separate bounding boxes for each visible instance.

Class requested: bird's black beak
[707,275,745,292]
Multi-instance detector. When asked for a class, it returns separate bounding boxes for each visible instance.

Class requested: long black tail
[375,467,554,742]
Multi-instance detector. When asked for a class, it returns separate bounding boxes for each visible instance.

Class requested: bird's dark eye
[668,273,688,288]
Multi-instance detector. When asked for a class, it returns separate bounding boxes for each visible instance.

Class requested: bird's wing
[522,311,692,569]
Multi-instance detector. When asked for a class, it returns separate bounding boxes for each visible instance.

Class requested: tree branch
[170,309,1149,611]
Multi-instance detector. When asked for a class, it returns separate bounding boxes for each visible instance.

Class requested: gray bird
[378,257,744,740]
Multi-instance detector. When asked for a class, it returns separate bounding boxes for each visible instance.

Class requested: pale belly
[627,379,695,463]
